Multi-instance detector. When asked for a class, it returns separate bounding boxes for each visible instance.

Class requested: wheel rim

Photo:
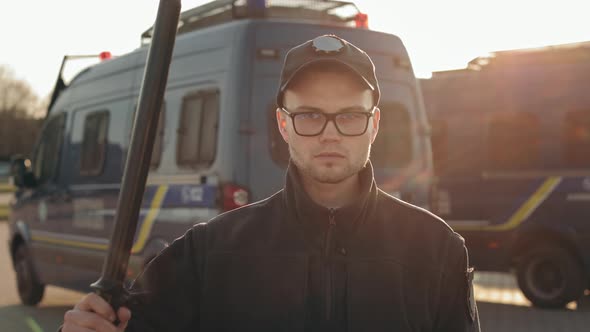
[525,256,566,300]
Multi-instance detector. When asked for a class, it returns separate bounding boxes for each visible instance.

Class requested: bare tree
[0,65,44,158]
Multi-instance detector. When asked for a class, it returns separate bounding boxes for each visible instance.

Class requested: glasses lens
[293,113,326,135]
[336,112,369,135]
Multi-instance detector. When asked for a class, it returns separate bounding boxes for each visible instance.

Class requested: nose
[319,119,341,141]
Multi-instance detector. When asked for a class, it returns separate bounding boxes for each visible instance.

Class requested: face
[277,69,380,184]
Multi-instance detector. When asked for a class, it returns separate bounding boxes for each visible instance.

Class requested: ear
[370,107,380,144]
[276,108,290,143]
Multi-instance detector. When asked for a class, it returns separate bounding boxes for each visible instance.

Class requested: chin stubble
[289,144,371,184]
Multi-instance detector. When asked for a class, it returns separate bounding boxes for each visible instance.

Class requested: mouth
[314,152,346,159]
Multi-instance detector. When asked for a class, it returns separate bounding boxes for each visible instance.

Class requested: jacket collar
[283,159,378,248]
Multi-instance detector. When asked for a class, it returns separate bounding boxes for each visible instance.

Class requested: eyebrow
[293,105,370,113]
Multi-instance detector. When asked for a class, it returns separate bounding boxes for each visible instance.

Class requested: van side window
[487,112,540,171]
[564,110,590,168]
[130,103,165,169]
[33,113,66,185]
[268,105,289,168]
[177,90,219,168]
[371,103,412,168]
[80,111,109,176]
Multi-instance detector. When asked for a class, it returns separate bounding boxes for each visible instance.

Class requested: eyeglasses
[280,107,376,137]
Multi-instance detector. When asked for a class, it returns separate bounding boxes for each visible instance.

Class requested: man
[62,34,480,332]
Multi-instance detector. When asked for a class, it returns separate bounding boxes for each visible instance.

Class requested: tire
[14,245,45,306]
[516,247,585,309]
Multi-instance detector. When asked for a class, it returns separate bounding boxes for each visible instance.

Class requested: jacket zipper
[325,208,336,321]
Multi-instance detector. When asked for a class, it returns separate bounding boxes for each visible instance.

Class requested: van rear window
[269,106,289,168]
[177,90,220,169]
[371,103,412,168]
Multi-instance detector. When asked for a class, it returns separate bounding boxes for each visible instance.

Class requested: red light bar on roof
[355,13,368,29]
[99,51,112,61]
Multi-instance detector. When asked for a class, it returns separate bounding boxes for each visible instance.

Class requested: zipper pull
[329,208,336,226]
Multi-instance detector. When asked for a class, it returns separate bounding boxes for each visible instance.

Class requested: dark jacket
[125,162,480,331]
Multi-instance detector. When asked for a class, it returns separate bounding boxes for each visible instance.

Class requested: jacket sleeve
[434,233,481,332]
[125,222,207,332]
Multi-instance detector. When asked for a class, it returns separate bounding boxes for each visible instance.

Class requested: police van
[421,42,590,308]
[8,0,433,305]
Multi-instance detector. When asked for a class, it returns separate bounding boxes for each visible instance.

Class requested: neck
[300,172,360,208]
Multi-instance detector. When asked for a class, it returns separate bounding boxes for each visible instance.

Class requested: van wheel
[516,247,584,309]
[14,245,45,306]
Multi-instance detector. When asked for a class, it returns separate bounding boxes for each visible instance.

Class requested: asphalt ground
[1,221,589,332]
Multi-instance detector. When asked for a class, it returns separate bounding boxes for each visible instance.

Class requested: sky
[1,0,589,99]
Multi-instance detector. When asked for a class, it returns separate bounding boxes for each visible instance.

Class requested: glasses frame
[280,106,376,137]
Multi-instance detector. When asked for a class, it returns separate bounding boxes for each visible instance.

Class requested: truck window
[563,110,590,168]
[80,111,109,176]
[177,90,219,169]
[430,119,448,175]
[371,103,412,168]
[487,112,540,171]
[33,113,66,184]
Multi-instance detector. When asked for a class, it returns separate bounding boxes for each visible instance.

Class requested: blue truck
[421,41,590,308]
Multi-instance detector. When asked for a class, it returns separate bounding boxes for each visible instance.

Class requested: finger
[64,310,117,332]
[118,307,132,323]
[117,320,129,332]
[75,293,117,322]
[116,307,132,331]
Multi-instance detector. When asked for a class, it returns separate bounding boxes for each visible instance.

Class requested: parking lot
[1,221,588,332]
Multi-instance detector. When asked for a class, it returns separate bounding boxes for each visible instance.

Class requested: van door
[59,102,129,290]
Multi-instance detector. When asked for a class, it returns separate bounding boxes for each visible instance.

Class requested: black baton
[90,0,181,310]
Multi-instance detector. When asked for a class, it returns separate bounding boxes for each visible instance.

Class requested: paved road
[1,221,588,331]
[0,193,11,206]
[1,221,83,332]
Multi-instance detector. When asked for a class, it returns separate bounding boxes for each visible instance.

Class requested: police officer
[61,35,480,332]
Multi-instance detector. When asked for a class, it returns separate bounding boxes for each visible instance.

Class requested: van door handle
[59,191,72,202]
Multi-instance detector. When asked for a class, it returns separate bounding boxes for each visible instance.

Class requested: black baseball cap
[276,34,380,108]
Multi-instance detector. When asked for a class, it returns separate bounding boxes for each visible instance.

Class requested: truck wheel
[516,247,584,309]
[14,245,45,306]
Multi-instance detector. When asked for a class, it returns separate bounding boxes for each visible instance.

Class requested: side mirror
[10,156,36,188]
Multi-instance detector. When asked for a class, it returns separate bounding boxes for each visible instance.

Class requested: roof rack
[141,0,362,45]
